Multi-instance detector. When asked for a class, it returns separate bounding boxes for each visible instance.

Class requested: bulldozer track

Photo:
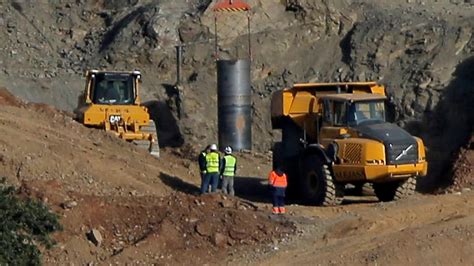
[133,120,160,158]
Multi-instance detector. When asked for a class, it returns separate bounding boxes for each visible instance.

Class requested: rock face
[0,0,472,189]
[449,136,474,191]
[336,5,474,189]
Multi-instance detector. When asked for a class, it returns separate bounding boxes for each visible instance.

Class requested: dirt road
[244,191,474,265]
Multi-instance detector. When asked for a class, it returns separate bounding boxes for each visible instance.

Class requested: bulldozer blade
[132,140,160,158]
[149,142,160,158]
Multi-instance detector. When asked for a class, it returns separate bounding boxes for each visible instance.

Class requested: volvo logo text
[395,144,413,161]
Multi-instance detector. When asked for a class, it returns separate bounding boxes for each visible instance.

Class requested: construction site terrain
[0,0,473,265]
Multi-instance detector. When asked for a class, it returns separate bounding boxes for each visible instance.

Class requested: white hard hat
[224,146,232,154]
[210,144,218,151]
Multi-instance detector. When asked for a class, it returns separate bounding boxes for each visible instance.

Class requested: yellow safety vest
[223,155,236,177]
[205,152,220,173]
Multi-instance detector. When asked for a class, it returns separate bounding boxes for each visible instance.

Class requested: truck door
[320,100,349,147]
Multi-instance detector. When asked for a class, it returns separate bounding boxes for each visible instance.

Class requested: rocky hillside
[0,0,473,189]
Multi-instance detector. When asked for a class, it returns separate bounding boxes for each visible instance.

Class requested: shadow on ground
[143,100,184,148]
[160,174,381,206]
[159,173,200,195]
[235,176,381,206]
[234,176,272,204]
[341,197,379,205]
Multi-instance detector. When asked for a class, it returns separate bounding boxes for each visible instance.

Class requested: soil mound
[447,135,474,192]
[0,88,286,264]
[0,90,197,197]
[19,180,295,265]
[0,88,23,107]
[0,90,288,265]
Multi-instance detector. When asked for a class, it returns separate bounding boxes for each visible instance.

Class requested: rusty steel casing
[217,59,252,151]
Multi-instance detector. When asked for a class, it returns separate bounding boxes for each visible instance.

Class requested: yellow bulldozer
[271,82,427,205]
[75,70,159,157]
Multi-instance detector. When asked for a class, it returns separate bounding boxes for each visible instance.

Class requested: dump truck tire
[299,155,343,206]
[394,176,417,199]
[373,176,416,202]
[272,142,301,199]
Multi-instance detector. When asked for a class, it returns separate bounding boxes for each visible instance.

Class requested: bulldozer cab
[321,94,387,128]
[85,70,141,106]
[76,69,160,157]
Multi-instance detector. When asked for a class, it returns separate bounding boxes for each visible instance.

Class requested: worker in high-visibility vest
[220,146,237,196]
[198,145,210,182]
[201,144,220,194]
[268,167,288,214]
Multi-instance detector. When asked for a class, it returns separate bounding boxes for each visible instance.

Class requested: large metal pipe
[217,59,252,151]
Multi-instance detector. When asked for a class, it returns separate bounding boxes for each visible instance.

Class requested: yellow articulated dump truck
[271,82,427,205]
[75,70,159,157]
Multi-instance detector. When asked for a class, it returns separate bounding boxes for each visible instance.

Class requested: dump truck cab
[271,82,427,205]
[75,70,159,157]
[322,94,386,128]
[319,93,387,145]
[319,93,427,181]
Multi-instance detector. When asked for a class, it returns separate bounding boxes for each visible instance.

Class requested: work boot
[272,207,280,214]
[279,207,286,214]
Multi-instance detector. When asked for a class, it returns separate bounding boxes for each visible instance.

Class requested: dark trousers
[271,187,286,207]
[201,172,219,194]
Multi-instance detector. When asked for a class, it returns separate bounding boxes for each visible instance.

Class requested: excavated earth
[0,89,295,264]
[0,0,474,265]
[2,85,474,265]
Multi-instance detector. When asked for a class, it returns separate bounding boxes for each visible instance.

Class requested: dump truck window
[370,101,385,120]
[334,101,347,126]
[348,100,385,126]
[323,100,333,125]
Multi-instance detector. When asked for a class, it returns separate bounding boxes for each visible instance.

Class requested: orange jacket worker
[268,167,288,214]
